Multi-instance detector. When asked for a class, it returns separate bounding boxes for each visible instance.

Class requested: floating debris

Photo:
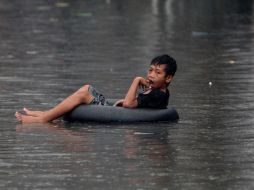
[77,12,93,17]
[49,18,58,22]
[192,31,209,36]
[7,55,14,59]
[55,2,69,8]
[209,81,212,86]
[228,48,240,53]
[33,29,43,34]
[37,6,51,11]
[134,132,154,135]
[229,60,235,64]
[26,51,37,55]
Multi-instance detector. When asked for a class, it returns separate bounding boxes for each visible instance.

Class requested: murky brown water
[1,0,254,189]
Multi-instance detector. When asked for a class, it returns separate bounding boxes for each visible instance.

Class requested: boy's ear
[165,75,173,84]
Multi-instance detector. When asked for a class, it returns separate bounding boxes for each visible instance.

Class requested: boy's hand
[123,76,149,108]
[135,77,150,91]
[113,99,124,107]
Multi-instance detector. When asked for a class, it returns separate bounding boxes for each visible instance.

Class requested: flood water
[1,0,254,189]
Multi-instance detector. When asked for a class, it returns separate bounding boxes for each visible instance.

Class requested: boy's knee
[80,84,90,92]
[76,85,90,96]
[74,85,93,103]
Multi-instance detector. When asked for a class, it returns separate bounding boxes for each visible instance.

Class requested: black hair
[151,54,177,77]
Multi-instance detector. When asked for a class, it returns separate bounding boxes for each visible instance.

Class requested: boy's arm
[123,77,148,108]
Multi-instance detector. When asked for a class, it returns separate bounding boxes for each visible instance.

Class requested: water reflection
[13,123,178,189]
[1,0,254,189]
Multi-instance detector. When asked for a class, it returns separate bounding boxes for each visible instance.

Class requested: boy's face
[147,64,172,89]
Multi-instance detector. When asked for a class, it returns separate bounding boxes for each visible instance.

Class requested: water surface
[1,0,254,189]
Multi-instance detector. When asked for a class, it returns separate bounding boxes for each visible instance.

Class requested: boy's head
[147,54,177,89]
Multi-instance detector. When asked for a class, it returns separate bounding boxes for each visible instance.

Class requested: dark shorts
[88,85,109,106]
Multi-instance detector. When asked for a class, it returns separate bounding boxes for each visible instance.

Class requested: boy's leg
[42,85,94,122]
[16,85,94,123]
[23,108,44,117]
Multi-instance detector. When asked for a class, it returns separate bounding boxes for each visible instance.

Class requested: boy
[15,54,177,123]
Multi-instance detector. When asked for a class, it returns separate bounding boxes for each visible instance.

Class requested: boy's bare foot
[15,112,22,122]
[23,108,45,117]
[15,112,44,123]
